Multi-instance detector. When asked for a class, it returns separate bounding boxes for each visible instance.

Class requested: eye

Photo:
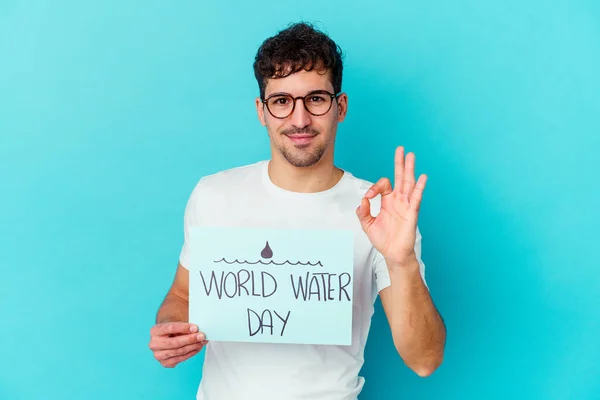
[307,94,327,103]
[269,96,291,106]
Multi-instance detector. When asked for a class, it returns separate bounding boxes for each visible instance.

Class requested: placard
[188,226,354,345]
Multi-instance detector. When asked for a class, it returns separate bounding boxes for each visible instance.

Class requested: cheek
[320,116,338,134]
[265,118,285,136]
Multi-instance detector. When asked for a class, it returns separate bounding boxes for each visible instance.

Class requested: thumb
[356,197,374,231]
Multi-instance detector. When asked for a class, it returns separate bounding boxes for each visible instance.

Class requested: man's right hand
[149,322,208,368]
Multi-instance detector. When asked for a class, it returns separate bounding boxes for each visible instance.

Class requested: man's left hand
[356,146,427,267]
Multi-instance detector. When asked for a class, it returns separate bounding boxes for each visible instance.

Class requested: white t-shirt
[179,160,426,400]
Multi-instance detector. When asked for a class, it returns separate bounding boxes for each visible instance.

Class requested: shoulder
[344,172,375,194]
[184,161,265,209]
[189,161,264,194]
[198,161,264,188]
[341,170,383,215]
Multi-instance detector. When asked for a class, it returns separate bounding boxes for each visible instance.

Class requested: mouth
[285,133,317,146]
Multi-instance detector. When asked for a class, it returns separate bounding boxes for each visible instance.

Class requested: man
[148,22,446,399]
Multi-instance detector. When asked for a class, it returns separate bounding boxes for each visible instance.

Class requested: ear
[256,97,266,126]
[336,92,348,122]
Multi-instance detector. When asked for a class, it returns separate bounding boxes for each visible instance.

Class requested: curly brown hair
[253,22,344,100]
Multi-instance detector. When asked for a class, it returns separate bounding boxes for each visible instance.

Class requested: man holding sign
[148,22,446,400]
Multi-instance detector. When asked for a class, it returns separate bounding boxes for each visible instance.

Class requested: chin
[289,159,320,168]
[282,147,326,168]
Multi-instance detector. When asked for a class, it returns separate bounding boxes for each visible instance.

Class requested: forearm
[386,255,446,376]
[156,292,189,324]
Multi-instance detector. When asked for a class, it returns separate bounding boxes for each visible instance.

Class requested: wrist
[385,251,418,271]
[387,256,425,289]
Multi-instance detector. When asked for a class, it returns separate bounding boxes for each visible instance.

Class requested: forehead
[264,69,333,97]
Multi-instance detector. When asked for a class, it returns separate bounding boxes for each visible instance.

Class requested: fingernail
[189,325,198,333]
[197,333,205,341]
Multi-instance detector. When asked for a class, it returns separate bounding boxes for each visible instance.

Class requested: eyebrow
[266,89,331,98]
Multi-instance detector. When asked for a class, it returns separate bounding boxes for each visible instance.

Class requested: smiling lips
[286,133,316,145]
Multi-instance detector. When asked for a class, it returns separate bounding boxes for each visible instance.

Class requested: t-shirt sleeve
[178,180,203,270]
[372,226,428,293]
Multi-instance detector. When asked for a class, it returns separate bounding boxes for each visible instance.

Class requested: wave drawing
[213,240,323,267]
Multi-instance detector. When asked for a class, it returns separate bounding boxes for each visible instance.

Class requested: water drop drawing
[261,241,273,259]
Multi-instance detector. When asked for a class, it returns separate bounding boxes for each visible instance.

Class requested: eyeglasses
[262,90,340,119]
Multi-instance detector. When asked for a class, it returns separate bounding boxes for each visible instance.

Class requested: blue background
[1,1,598,399]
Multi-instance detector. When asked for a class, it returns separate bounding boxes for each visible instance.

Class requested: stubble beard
[271,126,328,168]
[279,142,327,167]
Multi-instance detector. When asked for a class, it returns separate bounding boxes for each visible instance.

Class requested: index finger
[394,146,405,191]
[151,322,198,337]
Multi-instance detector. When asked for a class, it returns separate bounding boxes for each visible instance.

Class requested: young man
[148,22,446,399]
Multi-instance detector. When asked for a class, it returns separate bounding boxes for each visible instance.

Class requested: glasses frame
[261,90,341,119]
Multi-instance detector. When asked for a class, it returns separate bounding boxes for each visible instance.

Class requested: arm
[156,262,190,324]
[355,146,446,376]
[379,256,446,377]
[149,263,207,368]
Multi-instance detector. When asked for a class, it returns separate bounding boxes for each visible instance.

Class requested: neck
[267,155,344,193]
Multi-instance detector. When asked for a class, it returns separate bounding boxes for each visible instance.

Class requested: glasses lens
[267,95,294,118]
[305,93,332,115]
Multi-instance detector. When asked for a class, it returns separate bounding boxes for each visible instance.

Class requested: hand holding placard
[148,322,208,368]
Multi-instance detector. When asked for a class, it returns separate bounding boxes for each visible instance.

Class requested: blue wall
[1,1,598,399]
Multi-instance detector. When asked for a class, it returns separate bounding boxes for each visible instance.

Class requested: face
[255,69,348,168]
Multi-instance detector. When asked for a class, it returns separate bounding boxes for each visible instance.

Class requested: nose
[289,98,312,128]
